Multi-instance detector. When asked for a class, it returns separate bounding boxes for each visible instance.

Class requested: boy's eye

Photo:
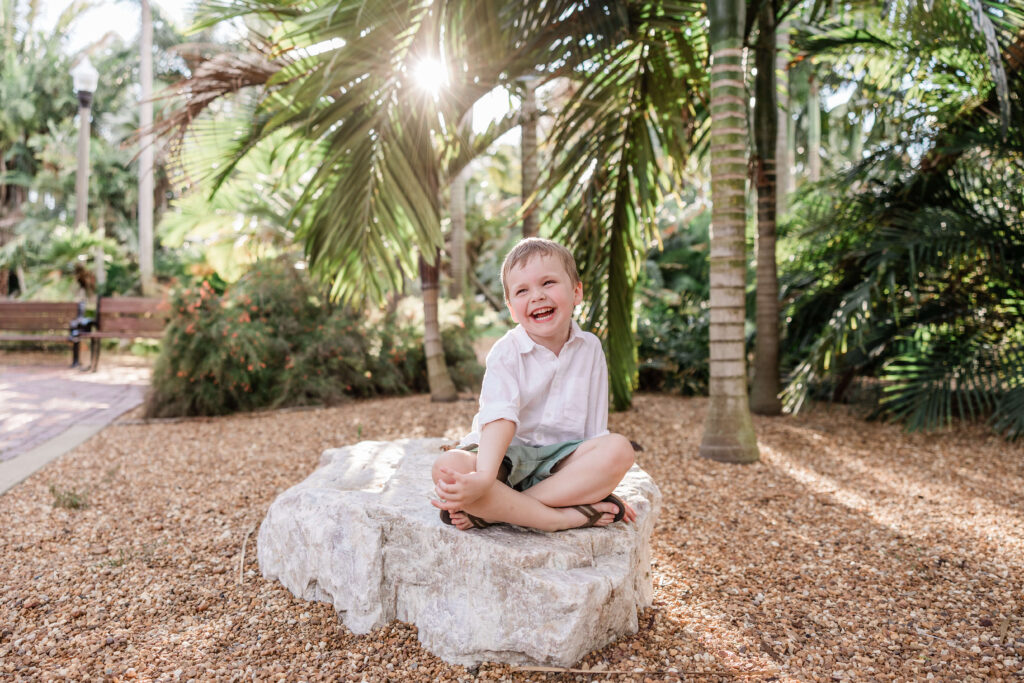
[544,279,555,286]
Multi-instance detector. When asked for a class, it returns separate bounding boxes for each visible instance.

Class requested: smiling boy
[431,238,637,532]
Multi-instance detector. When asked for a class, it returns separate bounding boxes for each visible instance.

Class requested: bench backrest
[97,297,171,336]
[0,301,79,332]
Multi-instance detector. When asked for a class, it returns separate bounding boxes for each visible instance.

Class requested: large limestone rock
[257,438,661,667]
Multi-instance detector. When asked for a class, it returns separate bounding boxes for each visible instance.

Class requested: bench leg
[71,339,81,368]
[90,338,101,372]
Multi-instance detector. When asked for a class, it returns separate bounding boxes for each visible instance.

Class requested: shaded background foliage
[145,259,482,417]
[2,0,1023,440]
[778,0,1024,439]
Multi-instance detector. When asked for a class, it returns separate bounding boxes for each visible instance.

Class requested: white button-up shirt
[462,321,609,447]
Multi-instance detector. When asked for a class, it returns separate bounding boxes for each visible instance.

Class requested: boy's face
[505,254,583,352]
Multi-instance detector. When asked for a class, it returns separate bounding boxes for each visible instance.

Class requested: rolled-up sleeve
[475,346,520,428]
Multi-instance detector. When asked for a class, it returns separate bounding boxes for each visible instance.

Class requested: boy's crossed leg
[432,434,637,532]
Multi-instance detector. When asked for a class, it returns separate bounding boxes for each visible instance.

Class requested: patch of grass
[104,548,132,568]
[49,484,88,509]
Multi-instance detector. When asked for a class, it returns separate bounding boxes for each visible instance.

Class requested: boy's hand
[433,467,493,510]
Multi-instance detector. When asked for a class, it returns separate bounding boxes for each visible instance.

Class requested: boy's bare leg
[521,433,636,511]
[432,450,622,532]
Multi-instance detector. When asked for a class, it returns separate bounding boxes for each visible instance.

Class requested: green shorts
[462,440,584,492]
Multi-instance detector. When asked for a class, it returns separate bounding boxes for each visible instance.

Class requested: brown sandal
[440,509,495,529]
[568,494,626,528]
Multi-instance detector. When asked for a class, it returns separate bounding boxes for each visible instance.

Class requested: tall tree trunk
[750,0,782,416]
[849,120,863,162]
[521,78,539,237]
[699,0,759,463]
[421,253,458,402]
[807,72,821,182]
[0,150,7,296]
[139,0,155,295]
[775,17,792,218]
[448,167,468,300]
[95,203,107,291]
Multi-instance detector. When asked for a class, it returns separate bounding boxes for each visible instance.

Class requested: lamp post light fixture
[70,56,104,290]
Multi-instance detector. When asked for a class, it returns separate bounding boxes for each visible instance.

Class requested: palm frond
[879,324,1024,436]
[544,2,707,409]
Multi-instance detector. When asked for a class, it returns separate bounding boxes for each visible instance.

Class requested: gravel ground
[1,392,1022,681]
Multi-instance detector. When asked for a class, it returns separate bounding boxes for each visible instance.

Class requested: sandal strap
[571,504,604,527]
[442,508,494,529]
[466,513,491,529]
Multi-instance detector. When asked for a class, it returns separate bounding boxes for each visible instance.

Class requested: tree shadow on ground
[622,395,1023,681]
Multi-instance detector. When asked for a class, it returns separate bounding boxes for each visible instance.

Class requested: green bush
[145,260,482,417]
[636,220,712,396]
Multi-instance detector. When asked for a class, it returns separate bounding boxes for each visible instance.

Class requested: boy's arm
[435,418,515,510]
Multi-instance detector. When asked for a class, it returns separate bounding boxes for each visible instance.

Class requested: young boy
[432,237,638,532]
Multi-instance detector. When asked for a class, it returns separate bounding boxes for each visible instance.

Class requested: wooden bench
[79,296,171,371]
[0,301,87,366]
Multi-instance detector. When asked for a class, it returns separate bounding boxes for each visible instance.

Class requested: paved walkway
[0,353,151,494]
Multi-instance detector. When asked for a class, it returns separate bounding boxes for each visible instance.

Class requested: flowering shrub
[145,260,482,417]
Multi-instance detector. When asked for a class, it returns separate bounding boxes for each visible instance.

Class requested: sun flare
[409,57,449,96]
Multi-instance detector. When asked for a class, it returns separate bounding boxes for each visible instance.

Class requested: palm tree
[139,0,155,295]
[520,77,539,238]
[448,166,469,300]
[159,1,579,400]
[699,0,759,462]
[781,0,1024,439]
[748,0,847,416]
[447,108,472,301]
[774,15,793,219]
[749,0,782,415]
[540,0,709,411]
[0,1,79,294]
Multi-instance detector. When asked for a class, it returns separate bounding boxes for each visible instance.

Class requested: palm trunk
[774,17,792,218]
[0,149,7,296]
[139,0,155,295]
[807,73,821,182]
[750,0,782,416]
[699,0,759,463]
[420,253,458,402]
[521,78,539,238]
[448,167,468,300]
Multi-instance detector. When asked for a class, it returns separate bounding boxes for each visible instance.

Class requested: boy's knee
[432,449,475,483]
[606,433,635,472]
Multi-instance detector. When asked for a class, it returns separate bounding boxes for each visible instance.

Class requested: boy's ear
[506,299,518,323]
[573,281,583,306]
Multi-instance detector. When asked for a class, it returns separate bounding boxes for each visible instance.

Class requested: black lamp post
[69,56,99,368]
[71,56,99,230]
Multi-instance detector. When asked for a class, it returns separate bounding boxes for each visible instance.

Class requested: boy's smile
[505,254,583,355]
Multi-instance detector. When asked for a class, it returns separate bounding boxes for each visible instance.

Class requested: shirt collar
[510,320,584,355]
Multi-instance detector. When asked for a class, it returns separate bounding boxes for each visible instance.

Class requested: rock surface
[257,438,661,667]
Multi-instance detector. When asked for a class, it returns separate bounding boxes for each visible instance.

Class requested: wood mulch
[1,392,1022,681]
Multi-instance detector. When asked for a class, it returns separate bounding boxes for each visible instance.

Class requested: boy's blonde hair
[500,237,580,301]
